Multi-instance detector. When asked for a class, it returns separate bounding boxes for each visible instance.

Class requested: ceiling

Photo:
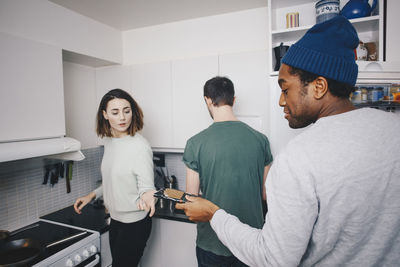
[48,0,267,31]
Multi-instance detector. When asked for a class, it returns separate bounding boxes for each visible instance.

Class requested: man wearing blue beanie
[177,15,400,266]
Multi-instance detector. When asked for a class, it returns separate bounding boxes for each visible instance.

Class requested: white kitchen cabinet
[268,76,306,156]
[268,0,385,74]
[101,231,112,267]
[386,0,400,62]
[63,62,98,149]
[219,50,270,136]
[94,52,270,150]
[131,61,174,149]
[171,56,217,149]
[95,65,131,106]
[0,32,65,142]
[140,218,197,267]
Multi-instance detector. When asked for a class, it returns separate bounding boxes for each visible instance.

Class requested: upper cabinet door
[219,50,270,134]
[386,0,400,62]
[0,32,65,142]
[95,65,131,146]
[131,61,173,148]
[95,65,131,107]
[171,56,217,149]
[268,76,305,156]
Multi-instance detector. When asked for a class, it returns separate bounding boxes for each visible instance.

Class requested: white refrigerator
[268,67,400,156]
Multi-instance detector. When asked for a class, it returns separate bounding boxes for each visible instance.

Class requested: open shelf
[354,101,400,111]
[271,15,380,46]
[272,15,379,35]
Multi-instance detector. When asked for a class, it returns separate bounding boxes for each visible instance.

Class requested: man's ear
[103,110,109,120]
[313,77,329,100]
[204,96,213,106]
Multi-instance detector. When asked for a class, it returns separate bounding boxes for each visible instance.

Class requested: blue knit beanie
[282,15,359,86]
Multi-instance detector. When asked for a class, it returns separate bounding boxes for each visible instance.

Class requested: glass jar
[360,87,368,103]
[390,84,400,101]
[371,87,383,102]
[351,87,362,103]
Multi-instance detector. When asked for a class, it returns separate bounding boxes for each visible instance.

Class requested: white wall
[0,0,123,64]
[63,62,99,149]
[122,7,269,64]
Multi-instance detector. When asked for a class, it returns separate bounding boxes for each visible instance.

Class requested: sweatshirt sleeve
[136,138,156,197]
[94,185,103,199]
[210,148,318,267]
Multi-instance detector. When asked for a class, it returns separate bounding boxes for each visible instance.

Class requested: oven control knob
[82,249,90,258]
[89,245,98,254]
[65,258,74,267]
[74,254,82,264]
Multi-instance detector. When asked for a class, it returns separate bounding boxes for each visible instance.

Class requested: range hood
[0,137,85,163]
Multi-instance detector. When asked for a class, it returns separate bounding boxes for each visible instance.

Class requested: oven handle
[82,254,100,267]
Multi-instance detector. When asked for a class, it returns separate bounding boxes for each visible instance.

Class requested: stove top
[41,203,110,234]
[0,221,92,266]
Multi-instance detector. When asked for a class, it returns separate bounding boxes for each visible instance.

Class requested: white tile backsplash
[165,153,186,191]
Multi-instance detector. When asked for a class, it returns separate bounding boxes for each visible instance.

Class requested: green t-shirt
[183,121,273,256]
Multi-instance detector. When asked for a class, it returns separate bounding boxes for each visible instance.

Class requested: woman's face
[103,98,132,138]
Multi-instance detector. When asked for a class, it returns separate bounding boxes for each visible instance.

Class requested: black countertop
[154,203,194,224]
[41,201,193,234]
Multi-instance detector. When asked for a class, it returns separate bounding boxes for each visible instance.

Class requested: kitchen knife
[54,163,60,184]
[159,166,166,177]
[43,165,50,185]
[59,162,64,178]
[50,167,56,186]
[65,161,72,193]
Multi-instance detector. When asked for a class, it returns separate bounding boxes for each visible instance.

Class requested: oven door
[76,253,100,267]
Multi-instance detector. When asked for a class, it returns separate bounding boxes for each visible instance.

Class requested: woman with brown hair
[74,88,156,266]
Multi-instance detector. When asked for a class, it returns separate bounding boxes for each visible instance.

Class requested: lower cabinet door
[100,231,112,267]
[140,218,197,267]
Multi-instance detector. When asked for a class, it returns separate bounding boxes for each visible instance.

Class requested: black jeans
[109,216,152,267]
[196,246,248,267]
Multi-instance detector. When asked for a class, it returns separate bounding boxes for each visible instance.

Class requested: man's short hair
[204,76,235,106]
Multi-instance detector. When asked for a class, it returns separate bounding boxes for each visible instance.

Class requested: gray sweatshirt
[211,108,400,266]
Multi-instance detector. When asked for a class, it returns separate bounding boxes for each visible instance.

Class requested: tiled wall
[0,147,103,231]
[0,148,185,231]
[164,153,186,191]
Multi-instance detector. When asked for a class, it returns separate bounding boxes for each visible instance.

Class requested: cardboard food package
[364,42,377,61]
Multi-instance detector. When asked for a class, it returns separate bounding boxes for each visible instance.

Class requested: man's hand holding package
[175,195,220,222]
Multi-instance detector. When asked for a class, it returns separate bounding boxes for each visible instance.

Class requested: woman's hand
[74,192,96,214]
[138,190,157,217]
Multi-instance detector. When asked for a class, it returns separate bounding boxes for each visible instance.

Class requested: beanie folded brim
[282,44,358,86]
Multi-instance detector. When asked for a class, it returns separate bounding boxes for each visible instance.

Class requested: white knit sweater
[94,133,155,223]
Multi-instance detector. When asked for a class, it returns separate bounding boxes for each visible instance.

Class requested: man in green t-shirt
[183,76,273,267]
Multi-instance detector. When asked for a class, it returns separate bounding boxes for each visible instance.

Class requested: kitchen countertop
[154,202,194,224]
